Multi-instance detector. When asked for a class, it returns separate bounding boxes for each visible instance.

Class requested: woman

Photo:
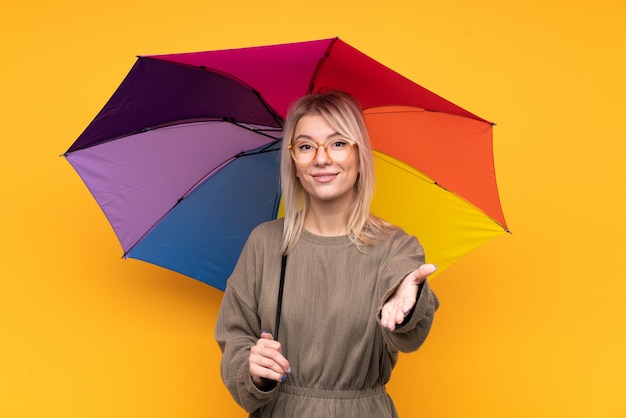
[215,91,439,417]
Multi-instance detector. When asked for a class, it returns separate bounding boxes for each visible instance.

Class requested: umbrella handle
[274,253,288,340]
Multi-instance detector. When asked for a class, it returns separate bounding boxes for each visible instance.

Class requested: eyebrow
[294,132,343,141]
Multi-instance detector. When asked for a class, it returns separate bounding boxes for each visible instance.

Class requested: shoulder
[389,226,422,250]
[249,218,284,238]
[387,225,415,242]
[369,223,423,259]
[229,219,284,284]
[368,220,416,244]
[246,218,284,249]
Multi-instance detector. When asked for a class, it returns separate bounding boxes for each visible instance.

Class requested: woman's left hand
[380,264,437,330]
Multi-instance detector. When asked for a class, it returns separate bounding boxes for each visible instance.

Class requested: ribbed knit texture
[215,219,439,417]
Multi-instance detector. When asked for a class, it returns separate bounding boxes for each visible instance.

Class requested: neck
[304,200,351,236]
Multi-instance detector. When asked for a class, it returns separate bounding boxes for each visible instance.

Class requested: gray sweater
[215,218,439,417]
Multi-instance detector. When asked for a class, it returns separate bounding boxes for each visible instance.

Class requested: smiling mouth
[312,173,338,182]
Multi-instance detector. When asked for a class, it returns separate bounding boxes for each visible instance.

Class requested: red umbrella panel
[64,37,508,290]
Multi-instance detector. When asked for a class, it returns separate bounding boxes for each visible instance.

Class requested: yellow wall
[2,1,625,416]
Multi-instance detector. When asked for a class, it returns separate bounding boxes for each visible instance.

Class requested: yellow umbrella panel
[371,151,507,279]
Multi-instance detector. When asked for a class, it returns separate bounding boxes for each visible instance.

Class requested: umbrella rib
[307,36,339,94]
[64,118,230,154]
[122,155,237,258]
[374,152,437,185]
[179,140,280,204]
[249,89,284,127]
[170,60,285,126]
[224,119,283,142]
[375,153,510,233]
[64,118,283,155]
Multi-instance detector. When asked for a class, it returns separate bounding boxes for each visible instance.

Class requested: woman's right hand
[249,332,291,388]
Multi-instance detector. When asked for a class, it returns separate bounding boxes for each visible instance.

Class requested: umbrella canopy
[64,37,508,291]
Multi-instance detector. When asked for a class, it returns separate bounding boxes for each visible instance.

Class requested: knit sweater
[215,218,439,417]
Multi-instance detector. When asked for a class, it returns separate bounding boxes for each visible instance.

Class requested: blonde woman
[215,91,439,417]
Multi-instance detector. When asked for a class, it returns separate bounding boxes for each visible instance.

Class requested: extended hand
[249,332,291,388]
[380,264,436,330]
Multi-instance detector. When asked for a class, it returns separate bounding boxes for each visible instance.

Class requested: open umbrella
[64,37,508,291]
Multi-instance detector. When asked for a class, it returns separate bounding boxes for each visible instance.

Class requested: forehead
[294,114,340,138]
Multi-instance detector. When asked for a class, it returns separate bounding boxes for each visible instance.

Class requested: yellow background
[2,0,625,416]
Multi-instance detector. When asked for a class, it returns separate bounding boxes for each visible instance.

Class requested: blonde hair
[280,91,394,253]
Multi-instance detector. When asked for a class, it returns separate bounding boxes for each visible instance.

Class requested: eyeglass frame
[287,137,357,164]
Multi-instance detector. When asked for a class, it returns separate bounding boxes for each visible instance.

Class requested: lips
[311,172,338,183]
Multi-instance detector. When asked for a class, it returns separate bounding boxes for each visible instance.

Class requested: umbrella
[64,37,508,291]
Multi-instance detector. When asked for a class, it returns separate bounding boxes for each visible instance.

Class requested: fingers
[381,294,414,330]
[249,332,291,385]
[380,264,436,330]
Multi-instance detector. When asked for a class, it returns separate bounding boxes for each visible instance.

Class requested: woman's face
[292,114,360,208]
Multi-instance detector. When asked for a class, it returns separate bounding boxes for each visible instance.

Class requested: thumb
[260,331,275,340]
[416,263,437,281]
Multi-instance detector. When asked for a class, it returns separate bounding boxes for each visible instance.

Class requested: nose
[313,143,332,165]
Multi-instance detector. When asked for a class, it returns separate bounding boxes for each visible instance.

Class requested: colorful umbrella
[64,37,508,291]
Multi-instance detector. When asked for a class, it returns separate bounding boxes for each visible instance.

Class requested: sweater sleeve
[214,229,280,413]
[376,229,440,353]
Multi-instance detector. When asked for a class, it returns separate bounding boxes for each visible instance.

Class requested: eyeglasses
[288,138,356,164]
